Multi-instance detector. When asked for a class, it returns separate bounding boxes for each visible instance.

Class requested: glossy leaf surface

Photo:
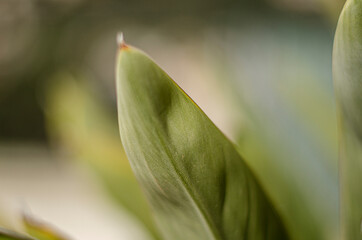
[116,43,288,240]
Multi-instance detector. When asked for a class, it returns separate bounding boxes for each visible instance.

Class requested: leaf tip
[117,32,128,50]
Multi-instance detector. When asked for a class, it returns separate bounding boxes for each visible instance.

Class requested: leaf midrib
[154,127,223,240]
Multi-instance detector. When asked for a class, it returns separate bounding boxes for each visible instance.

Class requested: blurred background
[0,0,345,239]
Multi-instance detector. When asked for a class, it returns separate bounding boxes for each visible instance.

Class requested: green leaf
[44,73,161,239]
[22,214,70,240]
[116,41,288,239]
[0,228,34,240]
[333,0,362,238]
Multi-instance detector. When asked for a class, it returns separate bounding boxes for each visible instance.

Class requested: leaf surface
[116,42,288,240]
[333,0,362,238]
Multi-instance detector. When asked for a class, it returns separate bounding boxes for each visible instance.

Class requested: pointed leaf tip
[117,32,128,50]
[116,45,289,240]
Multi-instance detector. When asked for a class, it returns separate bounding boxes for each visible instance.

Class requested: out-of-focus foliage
[333,0,362,239]
[0,228,33,240]
[0,0,350,239]
[206,16,340,240]
[0,0,345,142]
[44,73,161,240]
[265,0,345,21]
[0,212,11,230]
[0,215,71,240]
[23,214,70,240]
[116,43,288,240]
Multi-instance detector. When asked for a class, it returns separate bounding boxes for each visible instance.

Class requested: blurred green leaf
[215,21,339,240]
[333,0,362,238]
[0,228,34,240]
[22,215,69,240]
[44,73,161,239]
[116,43,288,240]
